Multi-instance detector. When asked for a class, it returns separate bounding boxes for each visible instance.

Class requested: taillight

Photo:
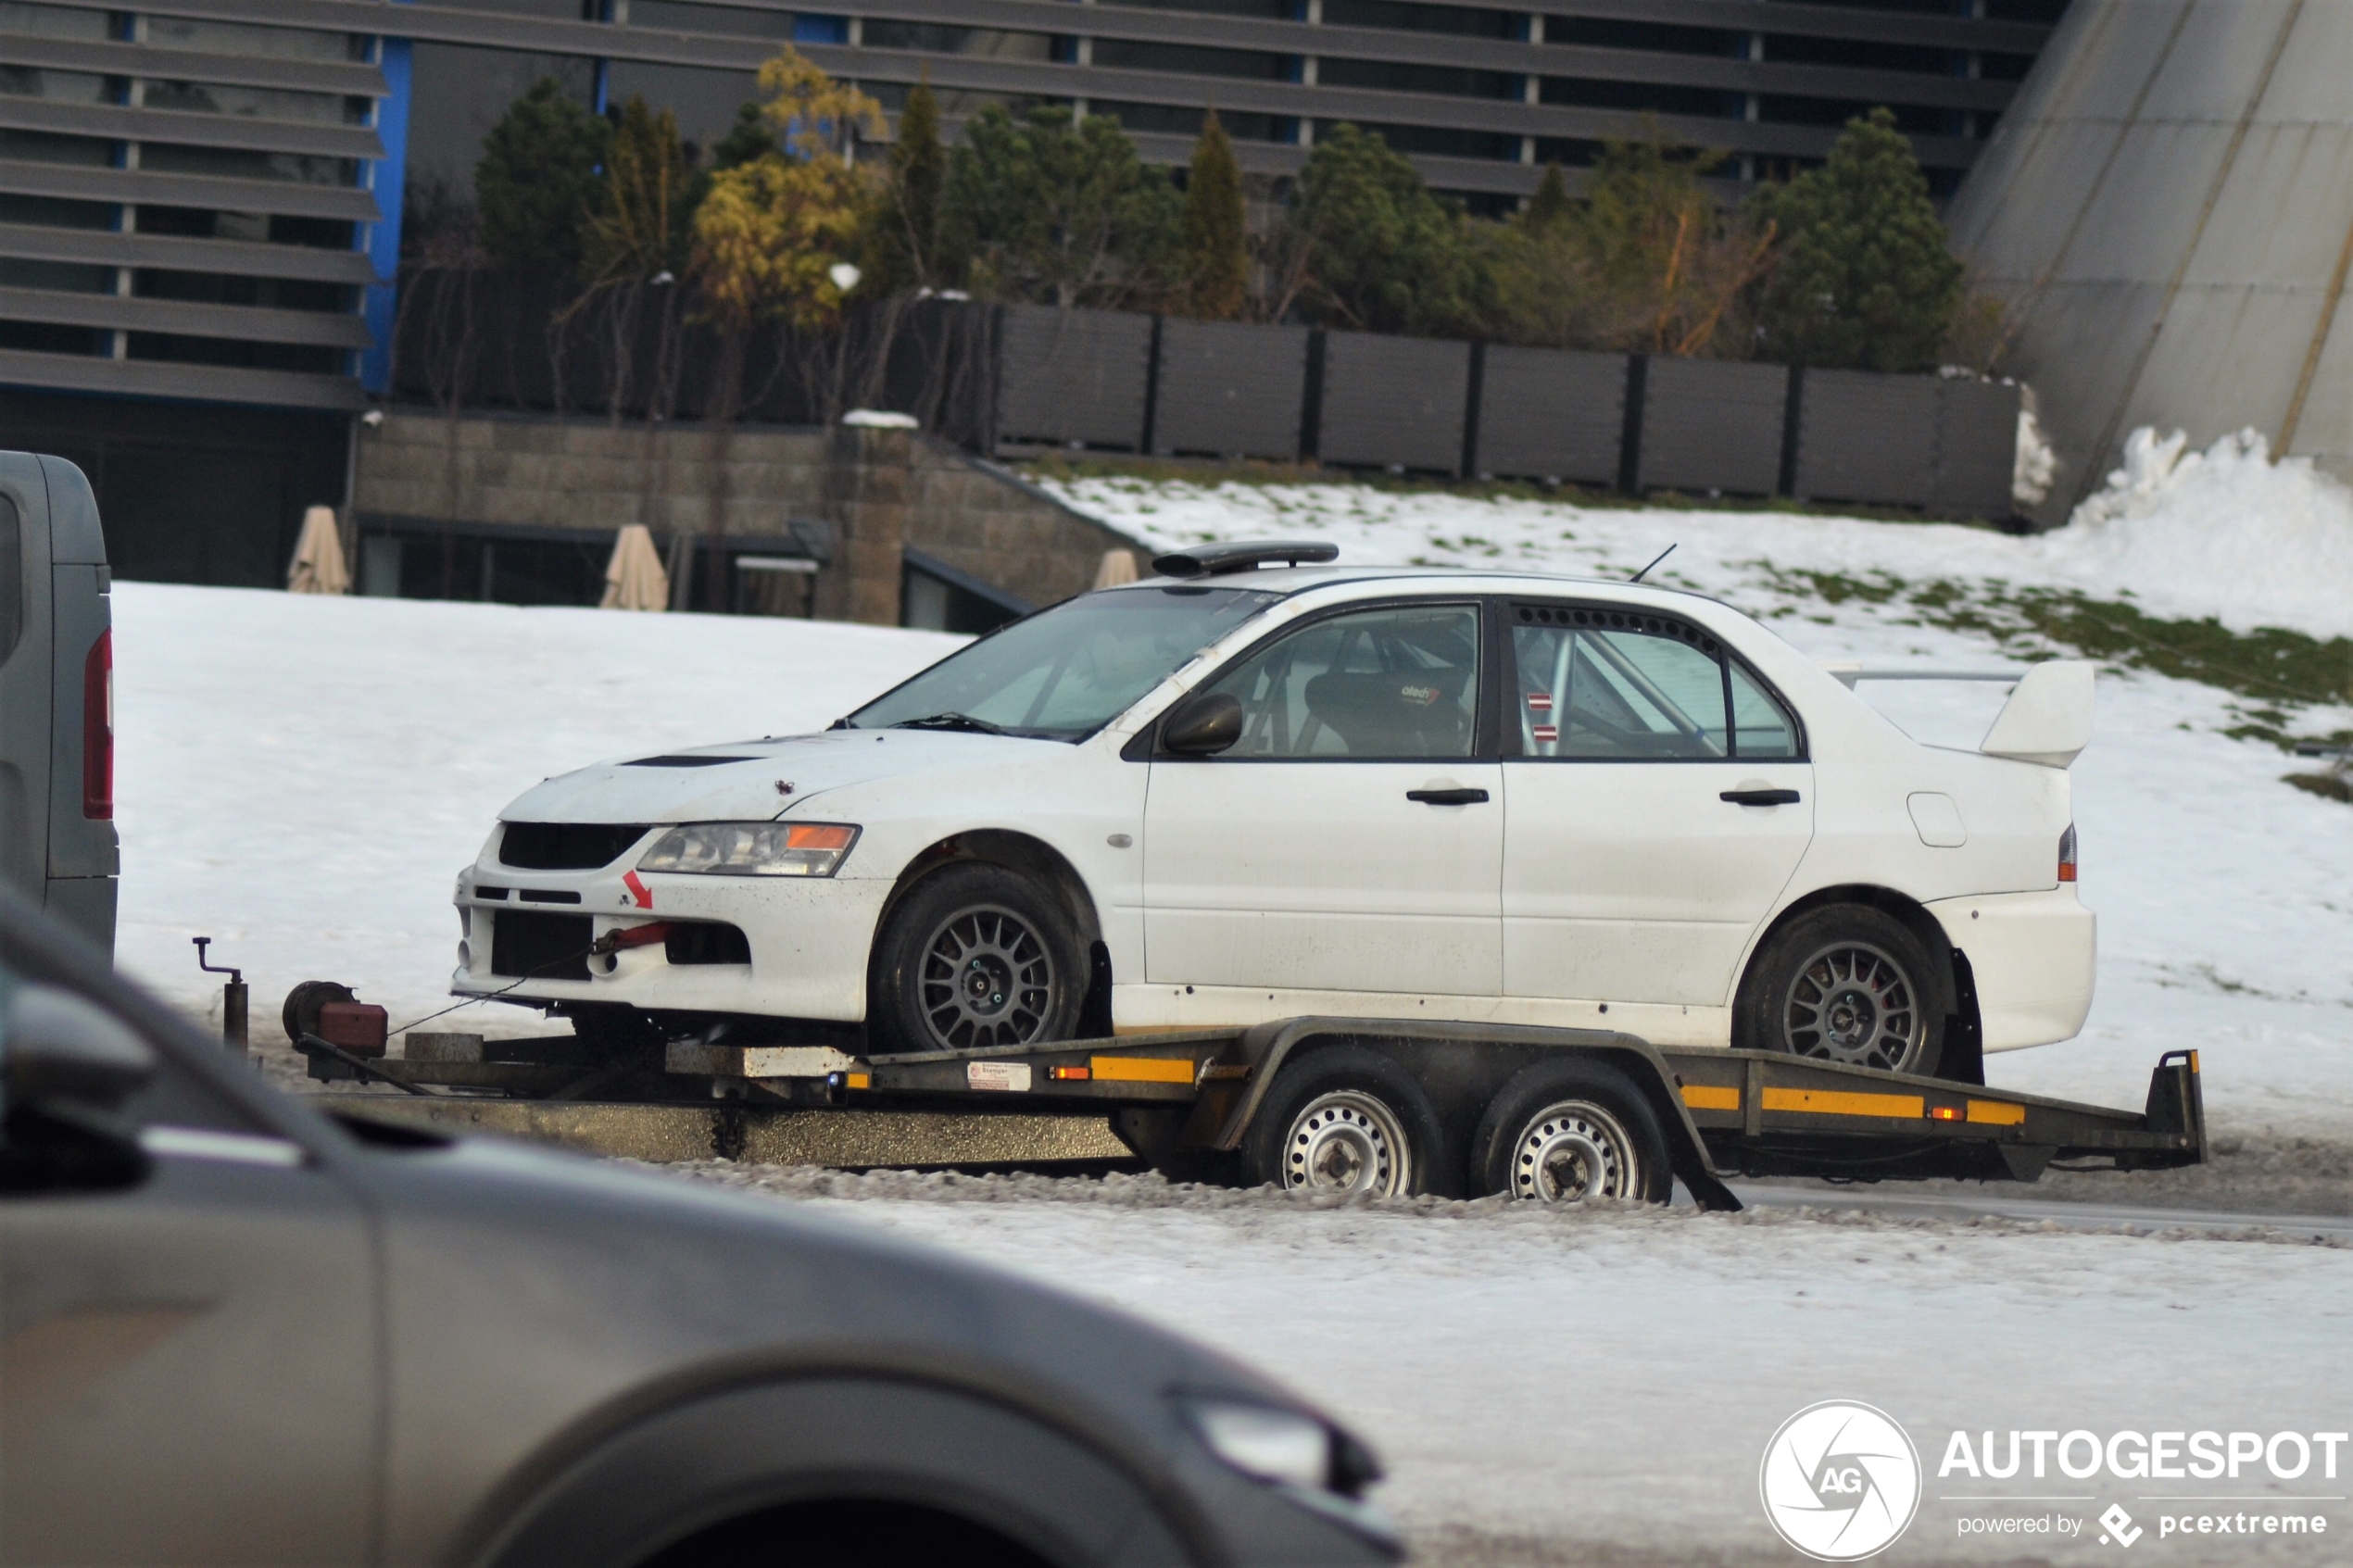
[2057,823,2077,884]
[82,628,112,820]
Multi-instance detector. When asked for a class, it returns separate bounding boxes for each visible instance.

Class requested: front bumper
[452,855,890,1022]
[1929,886,2096,1051]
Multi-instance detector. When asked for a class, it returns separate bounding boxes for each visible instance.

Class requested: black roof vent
[1150,541,1340,579]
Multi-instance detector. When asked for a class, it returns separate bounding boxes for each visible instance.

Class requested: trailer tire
[1471,1059,1672,1204]
[870,863,1086,1055]
[1737,904,1944,1078]
[1244,1046,1444,1198]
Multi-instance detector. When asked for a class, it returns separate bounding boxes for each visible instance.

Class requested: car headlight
[635,822,859,877]
[1178,1398,1379,1497]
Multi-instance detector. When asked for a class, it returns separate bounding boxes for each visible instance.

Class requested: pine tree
[474,78,610,278]
[1286,123,1481,336]
[1179,108,1248,320]
[870,71,946,292]
[1522,162,1573,234]
[1748,107,1963,372]
[709,101,776,172]
[942,105,1180,308]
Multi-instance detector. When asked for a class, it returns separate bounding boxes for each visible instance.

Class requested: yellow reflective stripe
[1090,1055,1197,1085]
[1761,1087,1925,1120]
[1680,1084,1742,1111]
[1966,1098,2027,1125]
[846,1073,872,1090]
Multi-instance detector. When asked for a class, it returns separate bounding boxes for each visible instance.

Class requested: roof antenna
[1629,544,1677,583]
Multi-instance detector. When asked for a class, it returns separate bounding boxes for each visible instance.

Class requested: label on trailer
[967,1061,1032,1092]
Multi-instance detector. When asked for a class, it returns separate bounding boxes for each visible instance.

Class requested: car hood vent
[623,755,759,768]
[498,822,651,871]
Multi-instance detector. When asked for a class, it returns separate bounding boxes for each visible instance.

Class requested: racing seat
[1302,669,1472,757]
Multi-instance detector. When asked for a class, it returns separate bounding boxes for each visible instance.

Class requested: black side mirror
[4,985,157,1113]
[1,985,157,1195]
[1161,691,1243,757]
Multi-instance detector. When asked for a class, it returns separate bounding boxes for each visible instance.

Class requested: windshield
[847,585,1279,741]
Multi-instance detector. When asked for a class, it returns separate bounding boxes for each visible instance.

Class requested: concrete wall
[353,408,1141,623]
[1947,0,2353,522]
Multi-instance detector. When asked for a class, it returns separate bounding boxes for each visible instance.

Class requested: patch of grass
[1016,456,2011,525]
[1756,567,2353,712]
[2285,770,2353,805]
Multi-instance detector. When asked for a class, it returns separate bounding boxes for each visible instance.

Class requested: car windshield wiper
[889,712,1009,734]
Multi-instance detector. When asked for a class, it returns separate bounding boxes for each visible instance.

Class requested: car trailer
[306,1018,2207,1207]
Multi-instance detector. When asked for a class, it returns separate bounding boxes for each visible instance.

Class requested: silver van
[0,453,115,953]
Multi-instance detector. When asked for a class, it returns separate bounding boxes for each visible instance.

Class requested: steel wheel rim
[1282,1090,1410,1197]
[916,904,1055,1051]
[1780,939,1923,1073]
[1509,1098,1638,1202]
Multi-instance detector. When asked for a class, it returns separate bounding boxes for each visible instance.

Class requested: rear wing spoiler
[1822,659,2095,768]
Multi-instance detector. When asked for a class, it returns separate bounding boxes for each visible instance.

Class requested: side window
[1199,603,1481,759]
[1730,661,1801,759]
[1511,608,1729,759]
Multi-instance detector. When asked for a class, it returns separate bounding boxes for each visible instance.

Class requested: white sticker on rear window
[967,1061,1032,1092]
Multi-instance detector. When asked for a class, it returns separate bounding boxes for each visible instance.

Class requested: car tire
[1242,1045,1446,1198]
[1735,904,1946,1078]
[1469,1058,1672,1204]
[869,862,1087,1055]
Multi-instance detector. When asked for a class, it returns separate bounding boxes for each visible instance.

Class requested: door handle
[1720,788,1801,806]
[1407,787,1491,805]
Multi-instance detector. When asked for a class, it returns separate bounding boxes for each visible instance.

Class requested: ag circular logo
[1759,1400,1922,1562]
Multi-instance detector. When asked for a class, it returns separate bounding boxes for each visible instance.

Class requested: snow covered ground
[112,442,2353,1139]
[680,1166,2353,1568]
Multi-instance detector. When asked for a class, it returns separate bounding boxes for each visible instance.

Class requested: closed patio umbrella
[600,524,670,611]
[286,506,350,595]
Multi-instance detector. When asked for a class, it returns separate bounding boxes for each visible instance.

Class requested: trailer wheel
[870,863,1085,1055]
[1471,1060,1671,1204]
[1245,1047,1442,1198]
[1737,905,1944,1078]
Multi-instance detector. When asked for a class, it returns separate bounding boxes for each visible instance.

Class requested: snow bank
[1051,429,2353,643]
[2048,427,2353,641]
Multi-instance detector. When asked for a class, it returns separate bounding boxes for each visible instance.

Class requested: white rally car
[453,543,2095,1082]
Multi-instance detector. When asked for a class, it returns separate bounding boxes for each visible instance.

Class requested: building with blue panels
[0,0,2066,586]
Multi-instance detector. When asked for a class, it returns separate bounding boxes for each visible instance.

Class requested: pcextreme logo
[1760,1400,1924,1562]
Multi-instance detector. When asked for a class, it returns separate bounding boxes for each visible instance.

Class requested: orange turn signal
[785,823,857,851]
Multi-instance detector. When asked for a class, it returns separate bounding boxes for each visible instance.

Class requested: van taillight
[2057,823,2076,884]
[82,628,111,820]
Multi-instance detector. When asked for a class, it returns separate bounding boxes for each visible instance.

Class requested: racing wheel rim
[916,904,1056,1051]
[1281,1090,1411,1197]
[1779,939,1925,1073]
[1507,1099,1639,1202]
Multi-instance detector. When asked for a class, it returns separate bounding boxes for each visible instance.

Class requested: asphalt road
[1708,1181,2353,1240]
